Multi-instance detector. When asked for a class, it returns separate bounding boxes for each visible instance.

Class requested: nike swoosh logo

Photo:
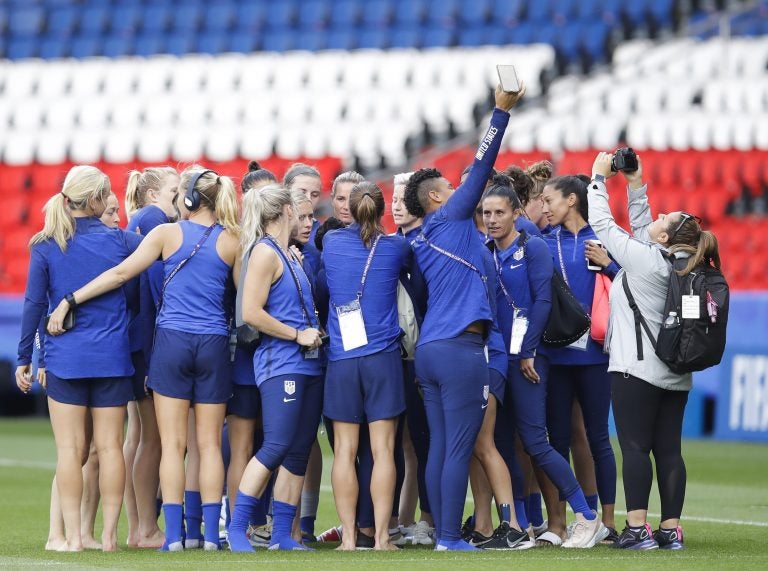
[510,263,523,270]
[481,404,488,409]
[283,398,296,403]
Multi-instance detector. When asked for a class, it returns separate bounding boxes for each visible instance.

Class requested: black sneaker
[460,517,474,542]
[467,530,492,547]
[613,522,659,550]
[601,527,620,545]
[654,526,684,550]
[355,531,375,550]
[480,522,531,550]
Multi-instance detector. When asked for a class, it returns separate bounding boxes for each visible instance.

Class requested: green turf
[1,418,767,569]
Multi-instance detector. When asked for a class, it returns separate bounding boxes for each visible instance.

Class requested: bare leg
[331,421,359,551]
[134,397,164,548]
[537,467,567,542]
[193,403,226,504]
[123,401,140,546]
[154,394,190,505]
[469,456,493,536]
[48,398,88,552]
[45,477,66,551]
[368,418,398,551]
[185,408,200,495]
[92,405,127,552]
[398,423,418,528]
[80,433,101,550]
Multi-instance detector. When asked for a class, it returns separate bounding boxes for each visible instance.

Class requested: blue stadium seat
[0,8,6,35]
[70,36,101,58]
[508,20,534,44]
[457,26,485,48]
[171,4,203,33]
[526,0,553,23]
[360,0,392,27]
[195,31,228,54]
[9,6,45,36]
[582,20,609,62]
[552,0,579,20]
[79,5,109,34]
[623,0,649,26]
[103,36,133,57]
[557,22,583,63]
[261,30,294,52]
[491,0,524,24]
[649,0,675,27]
[226,31,258,53]
[46,6,78,36]
[7,37,37,59]
[294,29,326,51]
[134,33,164,57]
[141,5,172,34]
[204,2,236,33]
[601,0,623,23]
[328,0,360,28]
[357,27,388,50]
[235,2,267,31]
[325,28,356,50]
[110,5,141,35]
[459,23,507,47]
[164,33,195,56]
[266,1,296,29]
[459,0,490,26]
[389,26,420,48]
[39,37,68,59]
[533,23,559,47]
[422,25,454,48]
[425,0,458,26]
[394,0,425,26]
[576,0,603,20]
[297,0,330,29]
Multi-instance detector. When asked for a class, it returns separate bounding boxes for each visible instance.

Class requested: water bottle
[663,311,680,329]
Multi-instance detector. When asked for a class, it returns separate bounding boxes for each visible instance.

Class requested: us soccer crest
[483,384,489,401]
[284,380,296,396]
[513,248,524,261]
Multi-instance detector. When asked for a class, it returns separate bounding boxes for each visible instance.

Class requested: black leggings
[611,373,689,521]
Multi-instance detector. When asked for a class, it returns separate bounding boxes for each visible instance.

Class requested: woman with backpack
[588,151,724,550]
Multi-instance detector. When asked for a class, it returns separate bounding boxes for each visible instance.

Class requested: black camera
[611,147,638,173]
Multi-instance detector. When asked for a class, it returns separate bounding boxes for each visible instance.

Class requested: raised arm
[442,84,525,221]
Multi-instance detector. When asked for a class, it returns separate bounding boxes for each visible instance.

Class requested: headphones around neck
[183,169,217,212]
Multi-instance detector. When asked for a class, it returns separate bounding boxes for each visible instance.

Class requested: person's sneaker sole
[626,539,660,550]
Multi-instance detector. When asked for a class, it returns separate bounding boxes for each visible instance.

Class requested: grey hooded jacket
[588,180,692,391]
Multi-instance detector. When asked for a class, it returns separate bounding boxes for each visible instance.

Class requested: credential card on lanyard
[567,329,590,351]
[337,298,368,351]
[510,309,528,355]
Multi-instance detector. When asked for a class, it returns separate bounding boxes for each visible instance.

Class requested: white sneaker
[562,514,604,549]
[410,520,435,546]
[392,525,413,546]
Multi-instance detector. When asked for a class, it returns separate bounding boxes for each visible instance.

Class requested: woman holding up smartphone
[17,166,143,552]
[539,176,619,542]
[227,184,325,552]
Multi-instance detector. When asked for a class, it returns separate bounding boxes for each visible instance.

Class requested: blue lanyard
[265,235,317,328]
[493,248,518,311]
[356,235,381,300]
[415,233,489,299]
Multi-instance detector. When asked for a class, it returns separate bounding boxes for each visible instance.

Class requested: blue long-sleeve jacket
[544,224,619,365]
[481,246,508,378]
[493,232,553,360]
[412,108,510,346]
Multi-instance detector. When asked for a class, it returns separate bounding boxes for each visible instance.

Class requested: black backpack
[622,252,729,374]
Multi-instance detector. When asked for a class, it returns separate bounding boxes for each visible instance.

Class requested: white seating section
[493,36,768,154]
[0,45,555,168]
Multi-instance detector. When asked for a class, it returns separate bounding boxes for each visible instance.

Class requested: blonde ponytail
[214,175,241,235]
[124,166,178,221]
[125,170,142,220]
[30,165,110,252]
[240,184,294,257]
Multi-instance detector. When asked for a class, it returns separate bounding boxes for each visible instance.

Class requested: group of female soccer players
[16,81,700,554]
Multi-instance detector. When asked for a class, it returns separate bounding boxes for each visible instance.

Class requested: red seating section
[1,150,765,292]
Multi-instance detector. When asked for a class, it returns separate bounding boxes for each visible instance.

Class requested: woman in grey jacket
[587,151,721,551]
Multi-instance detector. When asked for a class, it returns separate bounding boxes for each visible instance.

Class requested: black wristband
[65,293,77,308]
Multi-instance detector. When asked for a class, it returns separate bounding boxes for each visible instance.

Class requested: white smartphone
[496,64,521,93]
[586,239,604,271]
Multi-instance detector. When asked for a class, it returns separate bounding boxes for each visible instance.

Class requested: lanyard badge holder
[556,229,589,351]
[494,250,528,355]
[336,236,380,352]
[266,236,321,359]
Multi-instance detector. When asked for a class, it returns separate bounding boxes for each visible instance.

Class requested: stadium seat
[422,26,454,48]
[356,28,388,50]
[328,0,360,28]
[6,37,37,59]
[235,2,268,32]
[46,5,78,36]
[109,5,141,35]
[425,0,458,26]
[458,0,490,26]
[266,1,296,28]
[360,1,392,27]
[203,2,236,33]
[79,5,109,35]
[141,4,172,34]
[9,5,45,36]
[389,26,420,49]
[394,0,425,26]
[527,0,553,23]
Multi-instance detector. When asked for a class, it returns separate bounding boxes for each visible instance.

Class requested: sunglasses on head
[670,212,702,240]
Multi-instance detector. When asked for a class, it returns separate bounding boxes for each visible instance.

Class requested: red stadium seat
[29,163,70,194]
[0,165,31,193]
[0,196,28,227]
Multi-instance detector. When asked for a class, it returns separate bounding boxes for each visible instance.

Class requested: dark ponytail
[546,175,589,222]
[483,173,523,211]
[349,181,385,248]
[241,160,277,194]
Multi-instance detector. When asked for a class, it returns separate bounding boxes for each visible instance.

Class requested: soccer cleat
[467,530,493,547]
[614,522,660,550]
[355,531,375,550]
[410,521,435,546]
[654,526,684,550]
[247,522,272,548]
[562,514,605,549]
[316,525,342,542]
[480,522,529,550]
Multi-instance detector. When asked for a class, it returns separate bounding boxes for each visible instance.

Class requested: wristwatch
[592,174,606,184]
[65,293,77,308]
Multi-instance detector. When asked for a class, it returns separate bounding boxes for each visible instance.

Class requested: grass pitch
[0,418,767,569]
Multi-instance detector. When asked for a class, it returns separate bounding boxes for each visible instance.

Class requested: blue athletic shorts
[227,384,262,420]
[489,368,505,404]
[46,371,133,407]
[323,348,405,423]
[148,328,232,404]
[131,350,149,401]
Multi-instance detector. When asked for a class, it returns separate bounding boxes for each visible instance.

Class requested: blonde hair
[393,172,414,187]
[291,189,312,208]
[241,183,294,256]
[178,165,240,235]
[30,165,111,252]
[331,170,364,197]
[124,166,178,219]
